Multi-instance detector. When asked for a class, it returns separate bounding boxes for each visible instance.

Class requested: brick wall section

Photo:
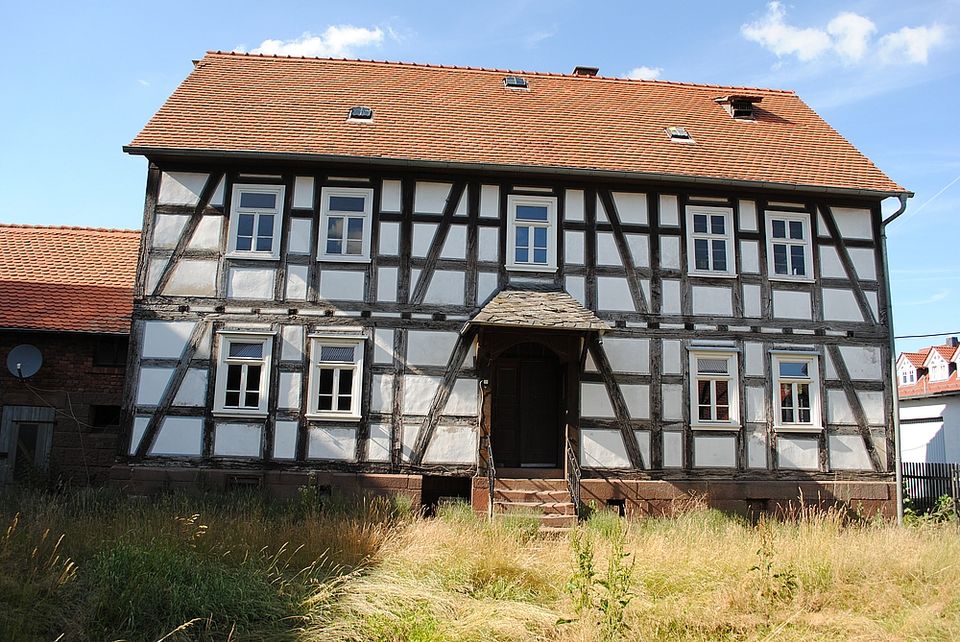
[0,330,127,485]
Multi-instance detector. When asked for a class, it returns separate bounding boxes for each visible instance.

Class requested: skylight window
[347,106,373,121]
[503,76,528,89]
[666,126,693,141]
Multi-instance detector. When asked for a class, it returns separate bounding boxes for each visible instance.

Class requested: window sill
[305,413,362,423]
[768,275,815,284]
[687,271,738,279]
[317,254,372,264]
[691,423,741,432]
[506,263,558,274]
[773,425,823,434]
[225,251,280,261]
[213,410,269,420]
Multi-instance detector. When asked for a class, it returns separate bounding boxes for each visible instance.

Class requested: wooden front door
[491,350,562,468]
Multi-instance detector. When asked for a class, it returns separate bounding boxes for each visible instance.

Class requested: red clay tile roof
[0,225,140,334]
[127,52,906,196]
[902,350,930,368]
[926,345,956,364]
[899,371,960,399]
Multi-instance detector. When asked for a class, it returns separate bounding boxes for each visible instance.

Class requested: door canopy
[468,286,610,333]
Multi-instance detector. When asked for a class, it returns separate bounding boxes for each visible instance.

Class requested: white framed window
[898,365,916,386]
[772,353,822,433]
[227,184,285,259]
[506,195,557,272]
[766,212,813,280]
[686,206,735,276]
[929,356,949,381]
[689,348,740,430]
[318,187,374,262]
[307,336,365,420]
[213,332,274,417]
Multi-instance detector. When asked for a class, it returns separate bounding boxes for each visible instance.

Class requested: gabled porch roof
[468,286,609,332]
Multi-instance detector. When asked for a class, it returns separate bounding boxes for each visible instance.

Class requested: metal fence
[902,461,960,514]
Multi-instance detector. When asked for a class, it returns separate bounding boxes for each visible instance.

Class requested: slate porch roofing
[0,225,141,334]
[469,287,609,332]
[127,52,907,196]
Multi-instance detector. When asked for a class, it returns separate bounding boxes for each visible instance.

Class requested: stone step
[494,488,571,502]
[494,500,576,515]
[539,513,578,528]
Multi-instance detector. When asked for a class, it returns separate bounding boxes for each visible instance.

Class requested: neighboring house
[116,52,909,515]
[0,225,139,485]
[898,338,960,464]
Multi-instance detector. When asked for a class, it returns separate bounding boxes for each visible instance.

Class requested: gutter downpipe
[880,193,910,524]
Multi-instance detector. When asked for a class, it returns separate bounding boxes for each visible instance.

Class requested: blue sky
[2,1,957,353]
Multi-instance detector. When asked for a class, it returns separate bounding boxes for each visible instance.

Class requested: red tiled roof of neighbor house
[902,349,931,368]
[0,225,140,334]
[899,371,960,398]
[926,345,956,363]
[127,52,907,196]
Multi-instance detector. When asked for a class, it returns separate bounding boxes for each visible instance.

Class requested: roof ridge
[0,223,141,234]
[205,51,798,95]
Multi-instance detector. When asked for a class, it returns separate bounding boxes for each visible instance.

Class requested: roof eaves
[122,146,914,198]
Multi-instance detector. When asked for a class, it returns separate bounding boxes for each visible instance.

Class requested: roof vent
[503,76,528,89]
[715,95,763,120]
[347,106,373,121]
[665,126,694,142]
[572,66,599,77]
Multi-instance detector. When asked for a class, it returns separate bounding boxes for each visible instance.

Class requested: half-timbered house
[117,53,910,515]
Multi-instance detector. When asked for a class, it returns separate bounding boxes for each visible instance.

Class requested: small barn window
[506,195,557,273]
[227,184,285,259]
[319,187,374,262]
[689,349,740,430]
[772,353,822,432]
[214,333,274,417]
[307,337,364,420]
[766,212,812,281]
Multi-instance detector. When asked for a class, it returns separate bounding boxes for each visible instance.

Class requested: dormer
[923,348,951,382]
[896,354,918,386]
[715,95,762,120]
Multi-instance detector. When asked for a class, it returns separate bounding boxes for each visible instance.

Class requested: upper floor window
[929,356,949,382]
[307,336,364,420]
[686,206,735,276]
[898,366,916,386]
[214,333,274,417]
[506,195,557,272]
[227,185,285,259]
[766,213,813,280]
[689,349,740,430]
[772,353,822,432]
[319,187,373,262]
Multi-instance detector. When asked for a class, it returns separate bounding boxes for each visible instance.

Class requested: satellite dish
[7,344,43,379]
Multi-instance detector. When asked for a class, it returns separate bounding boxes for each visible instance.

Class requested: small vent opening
[503,75,528,89]
[347,106,373,121]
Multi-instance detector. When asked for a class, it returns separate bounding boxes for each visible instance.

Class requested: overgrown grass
[1,487,959,641]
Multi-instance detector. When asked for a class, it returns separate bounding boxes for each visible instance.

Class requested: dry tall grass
[1,488,958,641]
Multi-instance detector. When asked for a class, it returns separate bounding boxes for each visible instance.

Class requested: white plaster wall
[424,271,465,306]
[595,196,608,223]
[382,180,402,212]
[158,172,207,206]
[627,234,649,267]
[142,320,196,359]
[743,284,762,318]
[214,423,262,457]
[371,374,394,413]
[165,259,218,297]
[662,384,683,422]
[597,277,634,311]
[745,386,766,422]
[308,427,356,460]
[859,391,886,425]
[662,280,681,315]
[441,225,467,260]
[662,340,682,374]
[565,230,584,264]
[829,435,872,470]
[480,185,500,218]
[228,267,275,300]
[152,214,188,248]
[635,430,651,466]
[829,346,882,380]
[423,424,478,464]
[446,379,478,415]
[596,233,619,266]
[581,430,629,468]
[281,325,303,361]
[745,342,764,376]
[827,390,855,424]
[403,375,439,414]
[146,257,168,294]
[273,421,298,459]
[565,189,584,221]
[738,200,758,231]
[400,421,421,462]
[822,288,864,322]
[622,384,649,419]
[613,192,647,224]
[778,437,819,469]
[477,272,498,304]
[565,276,585,305]
[174,368,207,406]
[190,216,222,251]
[320,270,365,301]
[152,417,204,456]
[130,417,149,454]
[603,337,649,374]
[286,265,309,300]
[663,431,683,467]
[412,223,437,257]
[367,423,391,462]
[478,227,499,262]
[407,330,458,366]
[581,382,614,418]
[377,267,398,302]
[414,182,452,214]
[849,247,877,280]
[293,176,315,209]
[373,329,394,364]
[772,290,812,320]
[819,246,845,279]
[831,207,873,240]
[379,222,400,255]
[694,435,736,467]
[137,367,173,405]
[288,219,313,254]
[747,431,767,468]
[740,240,760,273]
[278,372,301,410]
[692,286,732,316]
[659,195,679,226]
[660,236,680,269]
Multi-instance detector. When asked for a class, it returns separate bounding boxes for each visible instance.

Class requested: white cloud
[136,79,150,87]
[742,3,947,67]
[879,25,947,64]
[741,1,831,62]
[827,12,876,62]
[624,66,662,80]
[902,289,951,306]
[238,25,385,58]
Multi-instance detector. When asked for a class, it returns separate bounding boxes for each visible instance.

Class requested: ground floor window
[307,336,365,420]
[688,348,740,430]
[214,333,274,416]
[772,352,822,432]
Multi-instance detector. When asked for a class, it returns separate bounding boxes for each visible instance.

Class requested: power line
[895,330,960,340]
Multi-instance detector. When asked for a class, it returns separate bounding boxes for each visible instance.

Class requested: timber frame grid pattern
[122,162,894,479]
